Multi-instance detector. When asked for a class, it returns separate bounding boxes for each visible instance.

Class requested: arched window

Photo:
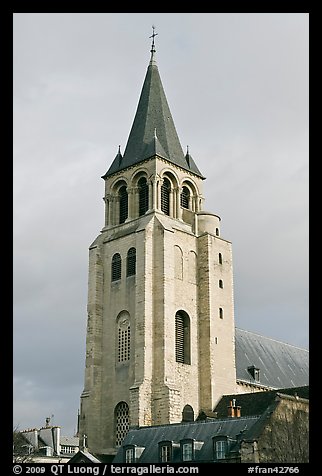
[219,253,223,264]
[112,253,122,281]
[219,307,223,319]
[126,248,136,277]
[115,402,129,447]
[182,404,194,422]
[117,313,130,363]
[161,178,171,215]
[138,177,149,216]
[180,186,190,209]
[219,279,223,289]
[119,186,128,224]
[175,311,191,364]
[215,227,220,236]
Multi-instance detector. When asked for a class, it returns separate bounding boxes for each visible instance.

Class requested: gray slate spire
[103,40,204,179]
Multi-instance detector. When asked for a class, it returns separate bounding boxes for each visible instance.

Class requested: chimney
[227,399,241,418]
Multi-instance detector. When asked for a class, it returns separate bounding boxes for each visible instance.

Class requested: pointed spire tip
[149,25,158,65]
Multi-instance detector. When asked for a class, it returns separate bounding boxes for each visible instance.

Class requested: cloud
[13,13,309,436]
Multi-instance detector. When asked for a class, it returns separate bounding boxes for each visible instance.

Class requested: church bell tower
[79,30,237,456]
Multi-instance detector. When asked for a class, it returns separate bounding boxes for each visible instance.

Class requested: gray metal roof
[213,386,309,419]
[113,417,260,463]
[103,51,203,178]
[235,328,309,389]
[60,436,79,446]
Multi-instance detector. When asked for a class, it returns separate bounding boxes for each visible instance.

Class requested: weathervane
[149,25,158,53]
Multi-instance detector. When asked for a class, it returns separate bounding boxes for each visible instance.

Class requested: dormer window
[213,436,235,461]
[215,440,227,460]
[159,441,172,462]
[247,365,260,382]
[124,447,134,463]
[180,439,204,462]
[181,440,193,462]
[123,444,145,463]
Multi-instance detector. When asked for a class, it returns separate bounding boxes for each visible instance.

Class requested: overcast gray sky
[13,13,309,437]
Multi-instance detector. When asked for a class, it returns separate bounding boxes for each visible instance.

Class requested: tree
[259,397,309,463]
[13,426,35,463]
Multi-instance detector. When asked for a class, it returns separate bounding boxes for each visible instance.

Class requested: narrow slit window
[219,279,223,289]
[161,178,171,215]
[138,177,149,216]
[126,248,136,277]
[112,253,122,281]
[175,311,191,364]
[180,186,190,209]
[119,186,128,224]
[219,307,223,319]
[219,253,223,264]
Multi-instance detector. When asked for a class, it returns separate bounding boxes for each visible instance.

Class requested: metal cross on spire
[149,25,158,53]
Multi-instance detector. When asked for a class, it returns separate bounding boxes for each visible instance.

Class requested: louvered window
[161,178,171,215]
[115,402,129,447]
[175,311,190,364]
[119,186,128,224]
[112,253,122,281]
[180,186,190,209]
[126,248,136,277]
[138,177,149,216]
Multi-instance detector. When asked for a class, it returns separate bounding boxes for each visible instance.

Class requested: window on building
[123,445,145,464]
[115,402,129,448]
[180,186,190,209]
[112,253,122,281]
[219,279,223,289]
[219,307,223,319]
[214,440,227,460]
[182,441,193,462]
[247,365,260,382]
[161,178,171,215]
[159,442,172,462]
[124,447,135,463]
[138,177,149,216]
[175,311,191,364]
[219,253,223,264]
[182,405,194,422]
[126,248,136,277]
[118,322,130,363]
[215,227,219,236]
[119,185,128,224]
[61,446,77,454]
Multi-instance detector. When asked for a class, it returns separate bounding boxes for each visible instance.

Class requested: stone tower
[79,34,237,456]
